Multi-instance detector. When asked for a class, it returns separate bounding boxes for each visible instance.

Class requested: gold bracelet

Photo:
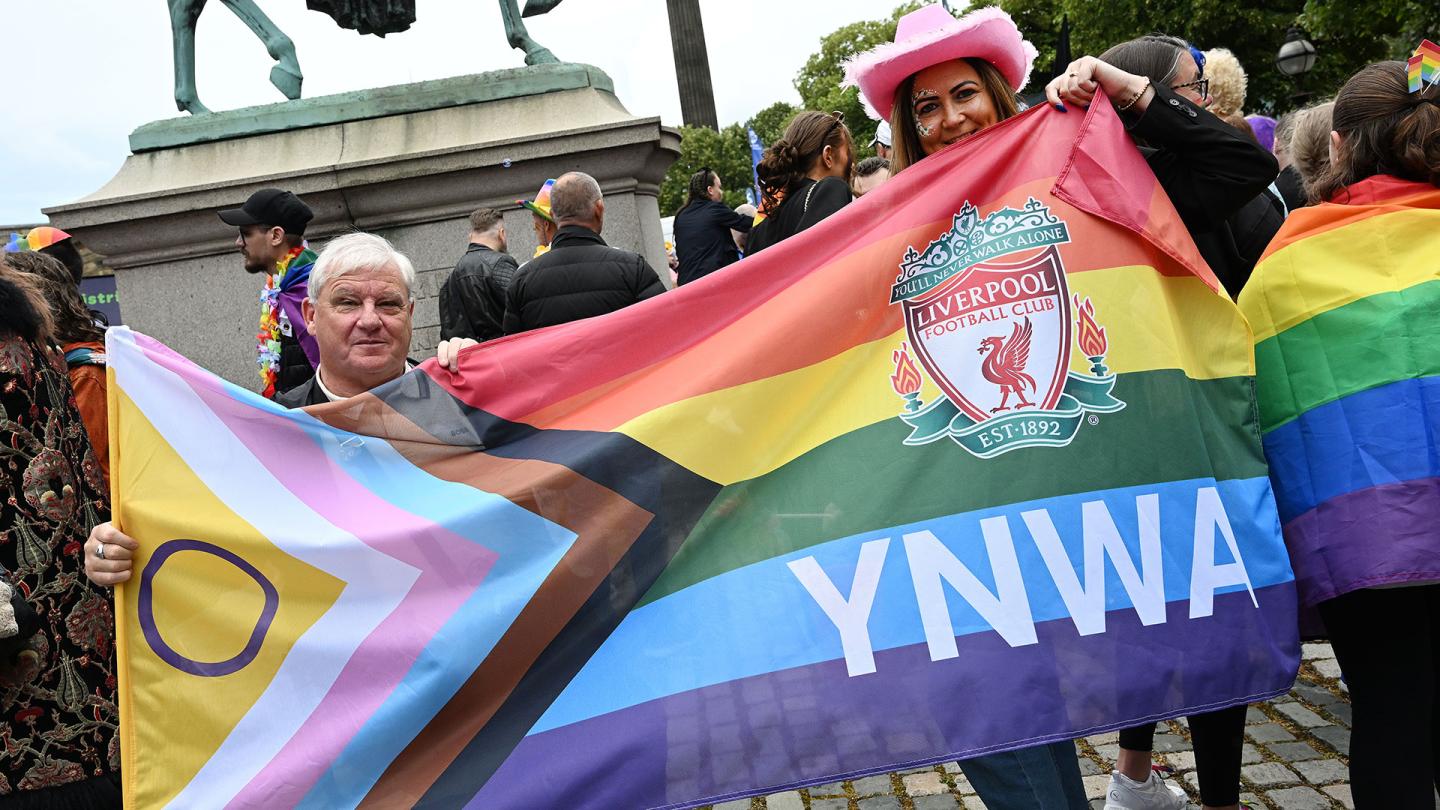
[1117,78,1151,112]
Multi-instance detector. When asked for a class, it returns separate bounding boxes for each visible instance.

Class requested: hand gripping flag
[1239,176,1440,608]
[108,99,1298,810]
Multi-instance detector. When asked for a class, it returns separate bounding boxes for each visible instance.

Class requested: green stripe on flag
[1256,280,1440,433]
[638,369,1266,607]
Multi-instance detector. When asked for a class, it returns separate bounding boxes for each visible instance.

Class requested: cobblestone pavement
[703,642,1437,810]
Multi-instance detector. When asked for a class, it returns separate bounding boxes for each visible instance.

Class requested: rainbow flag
[109,99,1297,810]
[1239,176,1440,607]
[1409,38,1440,93]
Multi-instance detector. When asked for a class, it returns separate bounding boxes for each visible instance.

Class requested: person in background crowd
[673,168,754,285]
[1288,101,1337,204]
[1202,48,1246,120]
[0,258,118,810]
[732,203,758,255]
[440,208,518,342]
[504,172,664,334]
[852,156,892,196]
[1076,35,1282,299]
[5,252,111,486]
[871,119,893,159]
[519,178,558,261]
[1271,111,1307,211]
[1246,114,1277,153]
[1240,58,1440,808]
[4,226,87,287]
[845,8,1088,808]
[746,111,854,256]
[1049,33,1280,810]
[218,188,319,399]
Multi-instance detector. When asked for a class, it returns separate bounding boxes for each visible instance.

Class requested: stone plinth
[45,64,679,389]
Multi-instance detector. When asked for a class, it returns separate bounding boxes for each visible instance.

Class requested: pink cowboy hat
[843,5,1038,122]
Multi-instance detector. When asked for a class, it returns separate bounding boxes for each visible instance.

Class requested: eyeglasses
[1172,77,1209,99]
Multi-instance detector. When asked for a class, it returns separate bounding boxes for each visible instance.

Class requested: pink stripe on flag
[157,358,498,808]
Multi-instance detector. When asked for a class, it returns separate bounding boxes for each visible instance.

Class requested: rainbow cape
[109,99,1297,810]
[1239,175,1440,607]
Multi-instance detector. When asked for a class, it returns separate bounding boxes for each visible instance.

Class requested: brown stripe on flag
[303,392,654,808]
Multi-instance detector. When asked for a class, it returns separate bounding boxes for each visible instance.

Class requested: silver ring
[96,542,106,560]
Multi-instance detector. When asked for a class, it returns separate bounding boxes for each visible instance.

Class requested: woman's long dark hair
[1311,61,1440,202]
[755,111,852,211]
[682,168,718,210]
[4,252,103,345]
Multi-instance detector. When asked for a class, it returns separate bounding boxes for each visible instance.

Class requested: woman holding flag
[1239,53,1440,808]
[845,6,1278,809]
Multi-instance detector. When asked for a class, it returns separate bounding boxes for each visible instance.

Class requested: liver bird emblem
[977,317,1036,412]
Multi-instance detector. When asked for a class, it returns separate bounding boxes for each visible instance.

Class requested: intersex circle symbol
[137,539,279,677]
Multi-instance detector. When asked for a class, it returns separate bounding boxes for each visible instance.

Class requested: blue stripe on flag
[1262,374,1440,523]
[528,475,1289,734]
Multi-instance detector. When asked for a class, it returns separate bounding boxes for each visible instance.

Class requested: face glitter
[916,121,934,137]
[912,87,939,103]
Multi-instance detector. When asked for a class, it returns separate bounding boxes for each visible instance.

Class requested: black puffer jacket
[504,226,665,334]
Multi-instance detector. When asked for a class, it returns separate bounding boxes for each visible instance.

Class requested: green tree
[659,124,752,217]
[992,0,1395,113]
[1301,0,1439,71]
[747,101,800,150]
[792,2,924,155]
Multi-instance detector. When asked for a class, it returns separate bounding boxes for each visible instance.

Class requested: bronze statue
[168,0,566,114]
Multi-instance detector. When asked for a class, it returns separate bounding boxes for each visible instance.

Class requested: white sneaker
[1102,770,1188,810]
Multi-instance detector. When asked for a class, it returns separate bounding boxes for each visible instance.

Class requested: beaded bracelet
[1117,78,1152,112]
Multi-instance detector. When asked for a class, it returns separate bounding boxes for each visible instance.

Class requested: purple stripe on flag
[468,586,1298,810]
[1282,476,1440,607]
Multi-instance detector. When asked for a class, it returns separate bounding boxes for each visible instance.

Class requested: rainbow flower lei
[257,245,306,398]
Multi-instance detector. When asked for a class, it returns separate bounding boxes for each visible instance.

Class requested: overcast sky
[0,0,898,225]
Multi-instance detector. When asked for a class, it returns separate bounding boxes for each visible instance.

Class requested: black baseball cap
[218,188,314,235]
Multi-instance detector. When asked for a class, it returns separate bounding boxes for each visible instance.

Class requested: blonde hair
[1203,48,1248,118]
[1289,101,1336,203]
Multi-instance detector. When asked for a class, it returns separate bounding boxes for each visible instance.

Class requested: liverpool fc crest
[888,197,1124,459]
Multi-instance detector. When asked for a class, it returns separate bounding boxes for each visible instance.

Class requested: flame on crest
[1073,295,1108,357]
[891,343,923,396]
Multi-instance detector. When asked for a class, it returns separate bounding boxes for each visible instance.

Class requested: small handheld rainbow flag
[1409,38,1440,93]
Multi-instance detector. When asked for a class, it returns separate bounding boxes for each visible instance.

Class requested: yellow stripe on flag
[114,389,345,809]
[617,267,1247,485]
[1242,210,1440,341]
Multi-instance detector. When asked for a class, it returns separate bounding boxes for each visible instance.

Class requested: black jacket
[1126,85,1281,297]
[503,225,665,334]
[746,176,852,256]
[673,200,751,285]
[275,375,328,408]
[440,243,519,342]
[276,329,314,396]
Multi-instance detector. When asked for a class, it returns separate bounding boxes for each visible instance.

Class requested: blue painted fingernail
[1055,102,1067,112]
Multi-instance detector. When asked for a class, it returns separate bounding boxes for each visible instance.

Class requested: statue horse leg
[499,0,559,65]
[169,0,210,114]
[218,0,304,99]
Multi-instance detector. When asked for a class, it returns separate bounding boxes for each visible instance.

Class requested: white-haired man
[277,232,418,406]
[83,232,476,583]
